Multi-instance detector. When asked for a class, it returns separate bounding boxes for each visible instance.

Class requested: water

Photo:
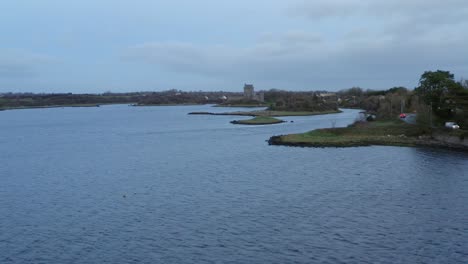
[1,105,467,264]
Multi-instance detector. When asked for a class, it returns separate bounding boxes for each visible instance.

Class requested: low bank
[0,104,102,111]
[189,109,341,117]
[214,103,268,108]
[268,120,468,151]
[134,103,202,107]
[231,116,285,125]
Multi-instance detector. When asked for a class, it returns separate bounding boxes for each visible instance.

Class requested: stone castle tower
[243,84,264,102]
[243,84,255,100]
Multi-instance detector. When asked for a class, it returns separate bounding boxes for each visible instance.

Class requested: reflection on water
[0,105,467,263]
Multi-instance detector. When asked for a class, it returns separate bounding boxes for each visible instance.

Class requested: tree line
[338,70,468,128]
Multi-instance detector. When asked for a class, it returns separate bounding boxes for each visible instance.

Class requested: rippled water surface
[1,105,468,263]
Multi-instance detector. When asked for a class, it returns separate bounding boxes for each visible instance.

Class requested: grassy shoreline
[213,103,268,108]
[268,120,468,151]
[231,116,285,125]
[134,103,203,107]
[189,109,342,117]
[0,103,105,111]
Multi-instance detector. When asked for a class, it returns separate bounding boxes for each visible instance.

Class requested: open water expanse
[1,105,468,264]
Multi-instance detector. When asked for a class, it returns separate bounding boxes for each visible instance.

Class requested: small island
[230,116,285,125]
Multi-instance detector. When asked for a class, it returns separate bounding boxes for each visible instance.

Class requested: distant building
[318,92,336,98]
[317,92,338,103]
[243,84,264,102]
[243,84,255,100]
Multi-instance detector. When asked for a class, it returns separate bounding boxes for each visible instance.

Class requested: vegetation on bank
[338,70,468,128]
[215,99,268,107]
[266,90,338,113]
[269,118,468,151]
[267,70,468,151]
[189,109,341,117]
[134,103,201,106]
[214,103,268,107]
[230,116,285,125]
[0,89,336,112]
[439,127,468,140]
[0,104,102,110]
[0,90,237,110]
[136,91,238,106]
[0,93,138,110]
[269,120,433,148]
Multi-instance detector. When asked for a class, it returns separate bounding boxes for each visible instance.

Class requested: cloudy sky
[1,0,467,93]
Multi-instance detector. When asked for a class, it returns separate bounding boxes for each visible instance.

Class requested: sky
[1,0,468,93]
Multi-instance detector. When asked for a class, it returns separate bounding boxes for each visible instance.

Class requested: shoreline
[230,116,286,125]
[268,120,468,151]
[1,102,209,111]
[133,103,204,107]
[0,104,104,111]
[213,104,268,108]
[189,109,342,117]
[269,135,468,151]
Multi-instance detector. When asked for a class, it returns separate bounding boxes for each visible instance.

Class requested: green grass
[231,116,285,125]
[214,103,268,108]
[256,110,341,117]
[189,109,341,117]
[136,103,201,106]
[435,128,468,140]
[0,103,103,111]
[271,120,430,147]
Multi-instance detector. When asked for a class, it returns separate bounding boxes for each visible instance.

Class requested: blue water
[1,105,467,264]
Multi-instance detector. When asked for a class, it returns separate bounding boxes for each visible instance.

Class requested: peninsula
[268,70,468,151]
[268,119,468,151]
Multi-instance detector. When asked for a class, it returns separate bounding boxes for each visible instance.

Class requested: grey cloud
[291,0,468,20]
[0,51,57,78]
[124,42,239,75]
[281,30,322,44]
[123,1,468,90]
[291,0,468,38]
[125,27,468,90]
[0,63,34,78]
[125,31,327,77]
[124,31,321,78]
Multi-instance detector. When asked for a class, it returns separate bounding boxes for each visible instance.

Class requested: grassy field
[0,103,102,111]
[231,116,285,125]
[437,127,468,140]
[269,120,431,147]
[258,110,341,116]
[214,103,268,108]
[135,103,201,106]
[189,109,341,117]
